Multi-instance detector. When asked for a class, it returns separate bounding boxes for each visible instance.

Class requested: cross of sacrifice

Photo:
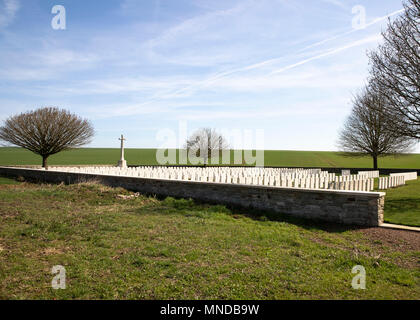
[118,134,127,168]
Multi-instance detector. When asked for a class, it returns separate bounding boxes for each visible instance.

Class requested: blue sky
[0,0,418,151]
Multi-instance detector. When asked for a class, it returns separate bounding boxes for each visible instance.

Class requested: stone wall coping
[0,166,386,197]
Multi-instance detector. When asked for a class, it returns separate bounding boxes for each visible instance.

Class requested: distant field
[0,147,419,168]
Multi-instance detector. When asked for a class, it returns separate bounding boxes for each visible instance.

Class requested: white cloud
[0,0,20,29]
[79,96,348,120]
[203,66,366,92]
[145,1,249,50]
[301,7,406,52]
[0,48,100,81]
[120,34,380,103]
[0,67,56,81]
[321,0,348,10]
[270,35,382,75]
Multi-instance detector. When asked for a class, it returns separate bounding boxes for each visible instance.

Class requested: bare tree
[0,107,94,168]
[185,128,229,165]
[368,0,420,139]
[338,86,414,169]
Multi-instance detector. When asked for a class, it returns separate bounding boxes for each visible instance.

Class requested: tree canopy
[0,107,94,168]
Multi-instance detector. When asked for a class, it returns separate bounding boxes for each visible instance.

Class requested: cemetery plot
[43,166,416,192]
[390,172,417,181]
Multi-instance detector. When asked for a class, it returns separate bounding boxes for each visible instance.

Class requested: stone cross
[118,134,127,168]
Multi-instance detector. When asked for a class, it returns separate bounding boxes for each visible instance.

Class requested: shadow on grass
[384,199,420,227]
[0,177,371,233]
[222,204,364,234]
[0,175,23,185]
[129,194,364,234]
[385,198,420,211]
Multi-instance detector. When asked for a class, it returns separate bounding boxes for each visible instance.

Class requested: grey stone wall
[0,166,385,227]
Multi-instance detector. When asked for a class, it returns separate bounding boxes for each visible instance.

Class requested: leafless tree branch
[368,0,420,139]
[185,128,229,165]
[337,85,415,169]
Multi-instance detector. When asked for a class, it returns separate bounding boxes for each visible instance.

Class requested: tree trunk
[42,155,48,169]
[373,155,378,170]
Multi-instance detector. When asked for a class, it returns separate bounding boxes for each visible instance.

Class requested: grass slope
[0,147,419,168]
[383,178,420,227]
[0,181,418,299]
[0,177,20,185]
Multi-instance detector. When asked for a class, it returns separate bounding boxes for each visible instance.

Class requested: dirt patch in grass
[42,247,65,255]
[0,206,20,219]
[308,231,418,270]
[357,227,420,252]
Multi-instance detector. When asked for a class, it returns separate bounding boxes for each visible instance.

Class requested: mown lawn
[0,177,20,185]
[0,180,418,299]
[1,147,419,168]
[383,178,420,227]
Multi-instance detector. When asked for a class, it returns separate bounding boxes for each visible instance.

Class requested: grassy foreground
[0,147,419,168]
[0,179,418,299]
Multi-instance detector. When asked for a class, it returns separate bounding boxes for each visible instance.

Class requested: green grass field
[0,177,20,185]
[0,147,419,168]
[383,178,420,227]
[0,180,418,299]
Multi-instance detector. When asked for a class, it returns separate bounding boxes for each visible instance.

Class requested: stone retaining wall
[0,166,385,227]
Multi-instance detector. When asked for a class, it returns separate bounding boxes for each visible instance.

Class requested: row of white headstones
[45,166,417,192]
